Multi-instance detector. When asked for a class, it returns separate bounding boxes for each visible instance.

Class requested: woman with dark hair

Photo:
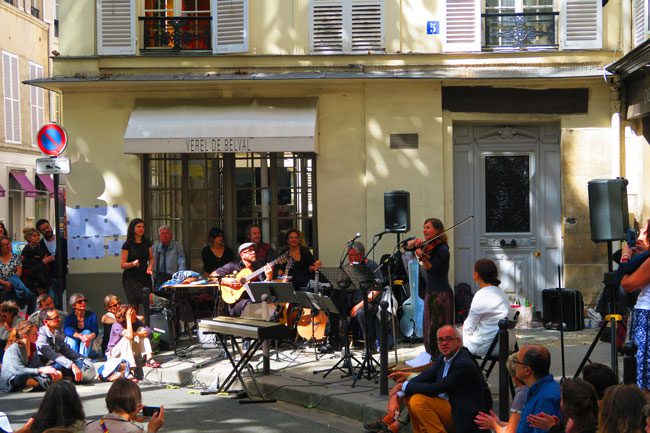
[0,321,62,392]
[599,384,647,433]
[406,218,453,355]
[201,227,234,274]
[277,229,319,291]
[120,219,153,312]
[462,258,511,356]
[30,380,86,433]
[0,221,8,238]
[21,227,52,306]
[85,378,164,433]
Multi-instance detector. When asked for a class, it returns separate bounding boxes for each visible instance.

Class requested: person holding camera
[85,378,165,433]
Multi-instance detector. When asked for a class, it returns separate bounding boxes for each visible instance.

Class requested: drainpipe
[610,75,624,178]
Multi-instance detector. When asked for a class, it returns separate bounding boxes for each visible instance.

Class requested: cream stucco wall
[58,0,625,57]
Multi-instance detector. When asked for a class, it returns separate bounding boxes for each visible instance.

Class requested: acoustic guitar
[296,266,328,341]
[221,254,289,304]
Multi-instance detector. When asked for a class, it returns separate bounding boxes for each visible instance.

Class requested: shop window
[144,152,316,272]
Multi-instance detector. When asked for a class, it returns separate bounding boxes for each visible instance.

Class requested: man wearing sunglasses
[36,308,96,383]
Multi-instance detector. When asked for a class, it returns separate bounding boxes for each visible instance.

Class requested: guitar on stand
[296,266,329,345]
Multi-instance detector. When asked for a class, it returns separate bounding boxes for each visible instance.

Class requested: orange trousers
[405,394,454,433]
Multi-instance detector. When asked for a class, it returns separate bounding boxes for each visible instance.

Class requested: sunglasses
[47,315,61,321]
[107,303,119,308]
[75,299,87,304]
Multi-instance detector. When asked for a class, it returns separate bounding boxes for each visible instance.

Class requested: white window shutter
[211,0,249,54]
[310,0,344,53]
[96,0,136,55]
[29,63,44,147]
[633,0,649,47]
[443,0,481,53]
[561,0,601,50]
[2,52,20,144]
[350,0,384,53]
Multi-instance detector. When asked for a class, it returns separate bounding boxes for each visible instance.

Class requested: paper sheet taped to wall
[66,205,127,238]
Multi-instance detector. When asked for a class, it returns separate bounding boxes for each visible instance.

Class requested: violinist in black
[406,218,453,356]
[276,229,319,291]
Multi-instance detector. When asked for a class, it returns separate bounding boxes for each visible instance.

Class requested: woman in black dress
[277,229,318,291]
[201,227,234,274]
[120,219,153,313]
[409,217,453,355]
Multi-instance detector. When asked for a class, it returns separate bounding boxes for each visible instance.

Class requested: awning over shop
[123,99,318,154]
[0,184,5,198]
[37,174,54,197]
[10,171,38,197]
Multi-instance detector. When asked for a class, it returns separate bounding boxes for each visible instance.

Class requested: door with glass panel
[453,124,561,310]
[142,0,211,50]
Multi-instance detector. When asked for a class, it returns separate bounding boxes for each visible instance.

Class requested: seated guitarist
[348,241,385,351]
[211,242,273,317]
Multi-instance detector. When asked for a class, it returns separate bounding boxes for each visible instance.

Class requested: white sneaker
[22,386,34,393]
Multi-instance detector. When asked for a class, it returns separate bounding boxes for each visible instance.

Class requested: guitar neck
[242,255,285,283]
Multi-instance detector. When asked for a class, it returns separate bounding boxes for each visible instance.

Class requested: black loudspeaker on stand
[384,190,410,233]
[588,178,629,243]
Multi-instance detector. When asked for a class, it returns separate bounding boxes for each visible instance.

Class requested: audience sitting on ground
[462,258,511,357]
[526,377,599,433]
[364,325,491,433]
[28,294,64,329]
[101,294,121,355]
[0,300,24,356]
[28,380,86,433]
[36,308,95,383]
[581,362,618,403]
[514,344,560,433]
[63,293,98,358]
[0,321,62,392]
[106,305,160,375]
[85,378,165,433]
[599,384,648,433]
[474,352,529,433]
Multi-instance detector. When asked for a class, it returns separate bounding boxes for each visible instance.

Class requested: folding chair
[475,311,520,397]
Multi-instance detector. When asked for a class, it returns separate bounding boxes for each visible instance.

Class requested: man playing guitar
[210,242,273,317]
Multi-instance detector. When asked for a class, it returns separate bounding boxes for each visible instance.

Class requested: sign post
[36,123,68,306]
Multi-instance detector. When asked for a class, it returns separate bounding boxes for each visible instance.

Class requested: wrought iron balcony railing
[483,12,559,49]
[139,16,212,51]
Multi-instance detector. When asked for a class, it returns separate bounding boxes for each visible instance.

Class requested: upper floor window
[28,62,44,147]
[309,0,385,54]
[633,0,649,47]
[97,0,248,55]
[2,51,21,144]
[444,0,601,52]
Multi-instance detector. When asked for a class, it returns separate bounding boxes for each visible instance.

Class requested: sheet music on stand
[305,291,340,315]
[344,263,384,292]
[319,267,353,292]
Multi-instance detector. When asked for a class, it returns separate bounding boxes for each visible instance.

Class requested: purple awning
[10,171,39,198]
[37,173,54,197]
[0,184,5,198]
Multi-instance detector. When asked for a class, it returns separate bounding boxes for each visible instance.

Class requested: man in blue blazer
[365,325,491,433]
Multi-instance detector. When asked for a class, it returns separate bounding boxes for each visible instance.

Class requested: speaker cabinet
[150,308,175,350]
[542,289,584,331]
[384,190,410,233]
[588,178,629,243]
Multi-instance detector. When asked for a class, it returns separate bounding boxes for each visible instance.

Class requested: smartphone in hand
[142,406,160,417]
[627,228,637,248]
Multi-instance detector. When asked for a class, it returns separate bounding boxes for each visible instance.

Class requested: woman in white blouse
[462,259,511,356]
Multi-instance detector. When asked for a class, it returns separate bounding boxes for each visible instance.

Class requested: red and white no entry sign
[37,123,68,156]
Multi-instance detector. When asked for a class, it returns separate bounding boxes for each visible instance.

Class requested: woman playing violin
[406,217,453,355]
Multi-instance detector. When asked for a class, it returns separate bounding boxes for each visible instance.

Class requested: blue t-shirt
[517,374,560,433]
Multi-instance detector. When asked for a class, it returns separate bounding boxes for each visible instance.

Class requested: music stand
[345,263,382,387]
[247,282,273,303]
[306,292,340,316]
[314,267,362,378]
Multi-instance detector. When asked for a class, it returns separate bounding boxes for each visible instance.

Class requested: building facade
[1,0,58,240]
[31,0,644,311]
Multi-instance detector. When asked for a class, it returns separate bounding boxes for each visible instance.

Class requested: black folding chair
[475,311,520,397]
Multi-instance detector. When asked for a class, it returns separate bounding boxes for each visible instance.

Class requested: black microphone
[346,232,361,246]
[399,236,416,246]
[375,228,391,238]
